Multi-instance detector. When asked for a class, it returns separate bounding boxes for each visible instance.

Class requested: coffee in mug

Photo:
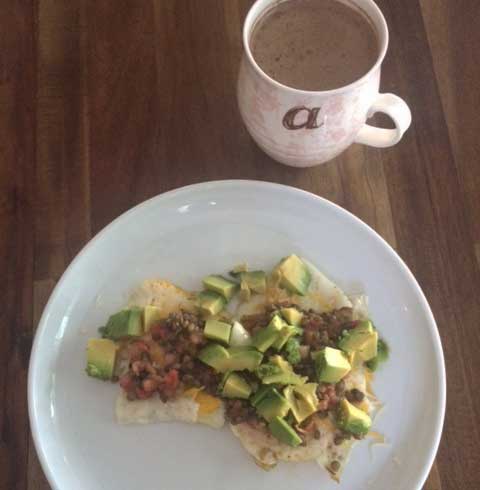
[238,0,412,167]
[250,0,379,91]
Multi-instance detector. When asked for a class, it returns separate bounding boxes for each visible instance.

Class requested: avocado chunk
[197,290,226,316]
[252,315,285,352]
[284,383,319,423]
[251,385,276,407]
[240,271,267,294]
[226,347,263,372]
[336,399,372,436]
[256,355,307,385]
[313,347,351,383]
[358,330,378,361]
[338,320,378,361]
[272,325,303,350]
[86,338,118,380]
[273,254,311,296]
[198,345,263,372]
[204,318,232,345]
[256,388,290,422]
[229,262,248,277]
[221,372,252,399]
[203,275,238,300]
[239,280,251,302]
[198,343,230,371]
[127,307,144,336]
[366,338,389,371]
[280,307,304,326]
[144,305,163,331]
[268,417,303,447]
[102,308,144,340]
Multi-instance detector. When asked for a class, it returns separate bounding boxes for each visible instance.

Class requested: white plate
[29,180,445,490]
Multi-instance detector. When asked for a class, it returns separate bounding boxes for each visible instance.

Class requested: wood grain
[1,0,479,489]
[0,2,37,489]
[27,280,56,490]
[420,0,480,245]
[35,0,90,280]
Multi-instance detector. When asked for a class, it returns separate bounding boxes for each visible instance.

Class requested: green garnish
[284,337,301,365]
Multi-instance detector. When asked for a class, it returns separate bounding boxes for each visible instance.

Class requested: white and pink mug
[238,0,412,167]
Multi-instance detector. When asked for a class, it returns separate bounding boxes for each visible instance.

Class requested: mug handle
[354,93,412,148]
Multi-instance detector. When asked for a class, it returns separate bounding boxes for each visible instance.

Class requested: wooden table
[1,1,479,489]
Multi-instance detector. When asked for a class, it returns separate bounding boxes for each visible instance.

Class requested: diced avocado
[347,350,362,369]
[256,355,307,385]
[271,355,292,370]
[338,320,378,361]
[102,309,143,340]
[252,315,285,352]
[336,399,372,436]
[273,255,311,296]
[251,385,276,407]
[198,343,230,371]
[240,271,267,294]
[144,305,163,331]
[204,319,232,345]
[127,307,144,337]
[256,388,290,422]
[272,325,303,350]
[229,263,248,277]
[268,417,302,447]
[199,345,263,372]
[239,280,251,302]
[291,383,319,404]
[103,310,130,339]
[313,347,351,383]
[280,307,304,326]
[203,275,238,300]
[271,327,291,350]
[226,347,263,372]
[366,338,389,371]
[284,383,318,423]
[229,321,252,347]
[262,372,308,385]
[197,290,227,316]
[221,372,252,399]
[358,330,378,361]
[218,370,231,391]
[86,338,118,380]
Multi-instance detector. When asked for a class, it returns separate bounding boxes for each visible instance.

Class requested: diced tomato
[134,341,150,353]
[163,369,179,390]
[127,340,150,361]
[150,324,169,341]
[135,387,152,400]
[119,374,135,391]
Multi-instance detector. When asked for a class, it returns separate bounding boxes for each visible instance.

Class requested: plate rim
[28,179,446,490]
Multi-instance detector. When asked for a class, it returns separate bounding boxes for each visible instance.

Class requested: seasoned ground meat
[301,307,355,348]
[324,307,355,340]
[316,383,340,411]
[240,313,270,332]
[295,361,316,382]
[346,388,365,403]
[225,399,260,425]
[180,360,220,395]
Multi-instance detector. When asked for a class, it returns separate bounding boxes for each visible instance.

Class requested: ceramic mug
[237,0,412,167]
